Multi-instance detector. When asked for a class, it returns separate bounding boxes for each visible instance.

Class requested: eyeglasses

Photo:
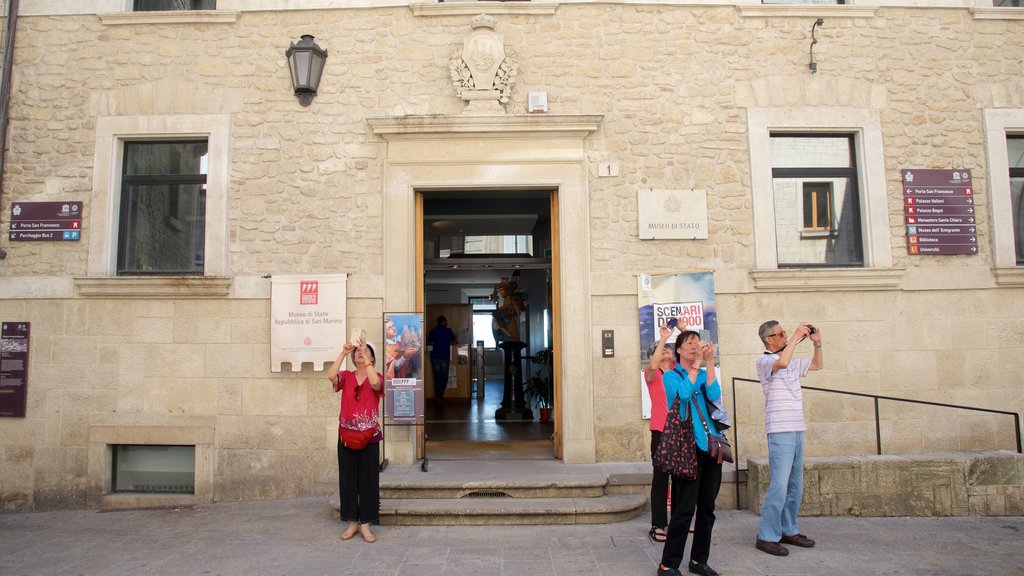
[354,385,362,402]
[766,330,786,339]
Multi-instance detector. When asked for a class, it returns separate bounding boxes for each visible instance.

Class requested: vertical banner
[637,272,719,419]
[0,322,30,417]
[383,313,424,425]
[270,274,347,373]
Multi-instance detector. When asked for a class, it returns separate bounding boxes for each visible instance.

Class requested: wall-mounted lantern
[285,35,327,106]
[809,18,824,74]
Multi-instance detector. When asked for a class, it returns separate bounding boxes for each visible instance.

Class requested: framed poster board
[1,322,30,417]
[382,313,424,425]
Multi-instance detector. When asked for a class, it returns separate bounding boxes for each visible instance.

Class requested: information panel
[382,312,424,426]
[9,201,82,241]
[0,322,30,418]
[901,169,977,256]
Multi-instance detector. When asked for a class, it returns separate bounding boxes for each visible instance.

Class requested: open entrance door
[418,189,559,460]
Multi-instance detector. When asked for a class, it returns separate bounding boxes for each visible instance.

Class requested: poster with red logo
[270,274,347,372]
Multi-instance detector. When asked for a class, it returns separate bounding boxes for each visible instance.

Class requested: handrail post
[874,397,882,455]
[1016,413,1022,454]
[732,377,740,509]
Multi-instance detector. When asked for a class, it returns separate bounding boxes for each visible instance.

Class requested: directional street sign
[901,169,977,256]
[8,201,83,241]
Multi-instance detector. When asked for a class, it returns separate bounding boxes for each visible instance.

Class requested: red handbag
[339,426,374,450]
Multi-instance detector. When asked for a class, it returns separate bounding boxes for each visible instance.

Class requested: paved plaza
[2,493,1022,576]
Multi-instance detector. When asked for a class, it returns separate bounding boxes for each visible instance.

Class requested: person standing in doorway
[644,323,675,544]
[427,315,458,408]
[754,321,823,556]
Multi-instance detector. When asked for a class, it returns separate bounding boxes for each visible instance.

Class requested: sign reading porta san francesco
[9,201,82,241]
[901,169,977,256]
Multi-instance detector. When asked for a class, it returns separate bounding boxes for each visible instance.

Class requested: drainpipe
[0,0,20,260]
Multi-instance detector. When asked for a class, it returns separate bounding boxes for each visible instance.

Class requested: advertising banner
[270,274,347,372]
[383,313,424,425]
[637,272,719,419]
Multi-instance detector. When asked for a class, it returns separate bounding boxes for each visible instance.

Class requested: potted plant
[524,349,553,422]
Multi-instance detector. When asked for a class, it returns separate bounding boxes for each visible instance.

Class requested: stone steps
[380,494,647,525]
[364,469,647,522]
[377,474,647,525]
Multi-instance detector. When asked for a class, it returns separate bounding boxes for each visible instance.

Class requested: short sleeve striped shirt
[756,353,810,434]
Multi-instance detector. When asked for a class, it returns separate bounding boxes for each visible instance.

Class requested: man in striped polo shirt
[754,321,823,557]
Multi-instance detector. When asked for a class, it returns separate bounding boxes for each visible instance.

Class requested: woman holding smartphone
[644,322,676,542]
[326,331,384,543]
[658,329,726,576]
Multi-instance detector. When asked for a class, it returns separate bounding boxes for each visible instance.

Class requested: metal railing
[729,376,1023,506]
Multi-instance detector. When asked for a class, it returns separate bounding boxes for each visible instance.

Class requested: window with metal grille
[112,445,196,494]
[134,0,215,10]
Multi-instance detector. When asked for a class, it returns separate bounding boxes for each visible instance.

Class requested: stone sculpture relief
[449,14,518,114]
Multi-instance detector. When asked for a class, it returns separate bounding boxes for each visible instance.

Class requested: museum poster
[0,322,30,418]
[383,312,424,426]
[269,274,347,372]
[637,272,720,419]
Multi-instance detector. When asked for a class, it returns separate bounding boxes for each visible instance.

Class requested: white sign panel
[270,274,347,373]
[638,189,709,240]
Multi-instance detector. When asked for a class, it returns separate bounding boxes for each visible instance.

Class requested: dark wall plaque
[901,169,977,255]
[0,322,30,418]
[9,201,82,241]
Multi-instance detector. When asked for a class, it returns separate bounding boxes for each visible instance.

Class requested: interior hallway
[423,377,555,460]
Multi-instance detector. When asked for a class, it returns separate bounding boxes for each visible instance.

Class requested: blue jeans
[431,358,450,399]
[758,431,804,542]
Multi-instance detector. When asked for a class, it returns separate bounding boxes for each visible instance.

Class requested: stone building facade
[0,0,1022,510]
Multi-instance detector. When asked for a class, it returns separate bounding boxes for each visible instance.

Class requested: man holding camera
[754,321,823,557]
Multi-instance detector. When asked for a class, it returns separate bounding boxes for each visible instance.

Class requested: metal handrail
[730,376,1023,507]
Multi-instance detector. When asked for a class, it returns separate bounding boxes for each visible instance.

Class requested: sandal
[649,526,667,542]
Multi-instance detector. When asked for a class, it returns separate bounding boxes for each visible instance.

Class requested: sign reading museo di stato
[638,189,709,240]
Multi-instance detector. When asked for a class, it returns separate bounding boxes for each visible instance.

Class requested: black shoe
[688,560,720,576]
[755,538,789,556]
[657,566,683,576]
[780,533,815,548]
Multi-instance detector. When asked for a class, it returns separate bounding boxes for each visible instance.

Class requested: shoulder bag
[652,392,698,480]
[692,395,733,464]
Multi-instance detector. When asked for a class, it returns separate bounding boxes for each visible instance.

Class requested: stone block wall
[746,451,1024,516]
[0,2,1022,509]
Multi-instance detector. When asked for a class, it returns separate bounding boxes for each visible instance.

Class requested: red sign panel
[9,201,82,241]
[901,169,977,256]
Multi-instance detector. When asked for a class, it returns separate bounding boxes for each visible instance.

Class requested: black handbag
[652,393,698,480]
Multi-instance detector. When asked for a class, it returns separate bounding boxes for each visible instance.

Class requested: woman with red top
[644,323,676,543]
[327,332,384,543]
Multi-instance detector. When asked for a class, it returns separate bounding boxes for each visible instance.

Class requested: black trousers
[337,440,380,525]
[650,430,670,528]
[660,449,723,569]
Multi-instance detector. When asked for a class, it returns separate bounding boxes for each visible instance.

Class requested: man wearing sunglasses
[754,321,823,557]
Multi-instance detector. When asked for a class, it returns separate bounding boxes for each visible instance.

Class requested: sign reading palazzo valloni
[638,189,709,240]
[902,169,977,256]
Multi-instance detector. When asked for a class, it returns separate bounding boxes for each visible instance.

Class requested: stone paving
[2,495,1023,576]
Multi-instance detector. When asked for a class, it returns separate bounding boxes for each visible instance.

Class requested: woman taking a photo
[327,332,384,543]
[644,323,676,543]
[658,329,725,576]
